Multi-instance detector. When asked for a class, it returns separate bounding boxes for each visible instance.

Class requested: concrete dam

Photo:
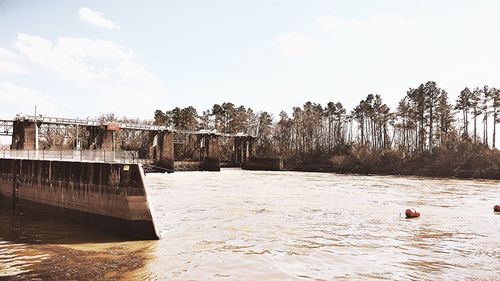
[0,158,159,240]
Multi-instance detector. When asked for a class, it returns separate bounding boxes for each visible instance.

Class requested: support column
[93,125,118,151]
[100,129,114,151]
[240,137,247,165]
[101,126,114,151]
[154,131,174,171]
[204,134,220,171]
[87,127,99,149]
[248,136,256,159]
[11,120,37,150]
[239,136,256,165]
[233,137,241,165]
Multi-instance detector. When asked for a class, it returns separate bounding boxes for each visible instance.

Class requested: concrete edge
[138,163,160,239]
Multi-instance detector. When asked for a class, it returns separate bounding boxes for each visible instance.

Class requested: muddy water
[1,169,500,280]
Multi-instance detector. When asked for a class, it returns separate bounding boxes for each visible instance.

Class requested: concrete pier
[0,158,159,240]
[233,136,256,166]
[154,131,175,171]
[11,120,38,150]
[202,134,220,171]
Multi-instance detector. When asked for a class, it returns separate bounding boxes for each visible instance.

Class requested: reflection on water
[1,169,500,280]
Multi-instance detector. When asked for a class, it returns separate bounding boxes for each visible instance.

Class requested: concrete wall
[174,161,203,171]
[0,158,159,240]
[242,157,283,171]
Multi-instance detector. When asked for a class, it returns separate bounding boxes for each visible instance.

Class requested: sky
[1,0,500,123]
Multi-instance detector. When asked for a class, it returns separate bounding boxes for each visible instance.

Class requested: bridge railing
[0,149,153,164]
[17,115,169,131]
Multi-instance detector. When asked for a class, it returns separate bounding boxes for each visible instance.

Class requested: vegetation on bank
[153,81,500,178]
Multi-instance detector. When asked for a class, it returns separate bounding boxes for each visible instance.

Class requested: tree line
[153,81,500,160]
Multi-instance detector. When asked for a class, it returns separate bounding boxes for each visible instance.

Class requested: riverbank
[0,205,151,281]
[285,163,500,180]
[10,244,147,281]
[282,142,500,180]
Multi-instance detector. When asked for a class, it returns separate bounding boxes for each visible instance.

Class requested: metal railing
[0,149,153,164]
[17,114,168,131]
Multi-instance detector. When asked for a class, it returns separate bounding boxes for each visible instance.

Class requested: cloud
[13,33,167,117]
[0,81,53,117]
[83,60,166,116]
[274,32,317,58]
[0,47,29,75]
[315,14,423,54]
[15,33,137,81]
[78,7,120,29]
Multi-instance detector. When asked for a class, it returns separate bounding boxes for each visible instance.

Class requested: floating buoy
[405,208,420,219]
[494,205,500,212]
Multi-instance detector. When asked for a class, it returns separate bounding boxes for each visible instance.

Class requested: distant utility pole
[35,105,39,158]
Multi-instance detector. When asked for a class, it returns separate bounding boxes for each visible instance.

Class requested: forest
[153,81,500,178]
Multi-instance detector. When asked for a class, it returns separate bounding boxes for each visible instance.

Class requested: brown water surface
[1,169,500,280]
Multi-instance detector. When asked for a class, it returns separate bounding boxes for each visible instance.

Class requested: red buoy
[405,208,420,219]
[494,205,500,212]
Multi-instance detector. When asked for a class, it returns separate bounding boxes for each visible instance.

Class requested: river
[1,169,499,280]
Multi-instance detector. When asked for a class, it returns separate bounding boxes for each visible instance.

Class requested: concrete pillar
[231,136,256,166]
[89,125,117,151]
[248,137,256,159]
[100,129,114,151]
[154,131,174,171]
[11,120,37,150]
[233,137,241,165]
[240,137,247,164]
[87,127,99,149]
[203,134,220,171]
[244,139,250,162]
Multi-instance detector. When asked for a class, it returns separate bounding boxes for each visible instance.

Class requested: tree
[424,81,438,150]
[334,102,346,148]
[491,88,500,148]
[436,90,454,146]
[199,109,212,130]
[212,104,224,131]
[471,87,482,142]
[256,111,273,155]
[153,109,172,126]
[481,85,491,146]
[352,100,366,146]
[455,88,472,139]
[221,102,236,133]
[179,106,199,130]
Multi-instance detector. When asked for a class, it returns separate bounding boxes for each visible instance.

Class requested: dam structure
[0,114,272,171]
[0,114,282,239]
